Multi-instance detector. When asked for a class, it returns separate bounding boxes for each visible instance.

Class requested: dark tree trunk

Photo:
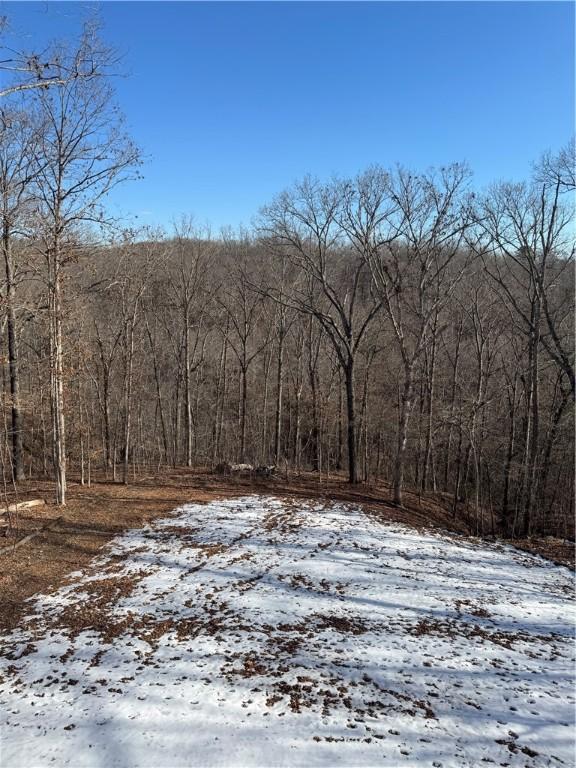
[393,364,414,505]
[344,360,358,484]
[2,228,24,481]
[274,328,284,464]
[501,375,518,534]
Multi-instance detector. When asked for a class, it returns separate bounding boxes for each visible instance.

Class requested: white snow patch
[0,495,574,767]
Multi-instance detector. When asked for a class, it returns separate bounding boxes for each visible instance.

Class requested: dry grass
[0,468,572,633]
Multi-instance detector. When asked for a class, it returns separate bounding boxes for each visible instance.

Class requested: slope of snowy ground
[0,495,574,768]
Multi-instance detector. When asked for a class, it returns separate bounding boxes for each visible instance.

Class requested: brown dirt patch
[0,475,234,632]
[313,614,368,636]
[507,537,575,570]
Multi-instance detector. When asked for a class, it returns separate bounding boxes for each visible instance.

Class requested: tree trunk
[337,372,343,471]
[122,318,136,485]
[51,244,67,506]
[422,315,438,491]
[452,421,464,519]
[261,350,272,462]
[344,359,358,485]
[309,368,319,473]
[239,364,248,462]
[523,298,541,536]
[443,321,462,490]
[146,322,169,465]
[2,228,24,481]
[294,377,302,471]
[541,382,570,525]
[184,307,192,468]
[214,330,228,462]
[393,364,414,505]
[173,355,182,467]
[102,369,111,471]
[501,375,518,534]
[78,369,85,485]
[274,328,284,464]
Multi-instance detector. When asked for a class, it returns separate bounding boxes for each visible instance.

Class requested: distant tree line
[0,21,573,538]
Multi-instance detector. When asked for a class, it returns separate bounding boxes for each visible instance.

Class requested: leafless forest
[1,24,574,540]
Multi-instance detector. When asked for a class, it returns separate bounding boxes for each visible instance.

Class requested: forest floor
[0,469,573,635]
[0,494,574,767]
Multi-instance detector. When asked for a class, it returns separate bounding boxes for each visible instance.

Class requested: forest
[0,23,573,543]
[0,10,574,768]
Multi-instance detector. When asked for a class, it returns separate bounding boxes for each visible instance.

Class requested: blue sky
[2,1,574,231]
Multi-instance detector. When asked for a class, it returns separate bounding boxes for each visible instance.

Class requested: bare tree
[477,158,574,533]
[216,239,272,463]
[0,106,41,480]
[341,164,473,504]
[30,32,140,504]
[115,238,164,484]
[0,89,570,542]
[261,177,383,484]
[167,220,213,467]
[0,18,117,99]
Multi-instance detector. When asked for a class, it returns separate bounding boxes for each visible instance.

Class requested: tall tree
[261,177,382,484]
[168,220,213,467]
[341,164,473,504]
[0,106,40,480]
[31,29,140,504]
[216,239,271,463]
[478,152,574,533]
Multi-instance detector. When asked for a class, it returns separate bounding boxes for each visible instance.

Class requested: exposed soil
[0,467,573,634]
[507,536,576,571]
[0,474,236,632]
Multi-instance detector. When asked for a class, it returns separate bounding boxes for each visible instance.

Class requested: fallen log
[52,525,121,537]
[1,499,47,532]
[5,499,46,513]
[0,516,64,556]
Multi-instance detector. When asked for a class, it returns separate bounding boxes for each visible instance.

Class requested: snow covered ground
[0,495,574,768]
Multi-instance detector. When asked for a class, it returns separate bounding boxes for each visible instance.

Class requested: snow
[0,495,574,768]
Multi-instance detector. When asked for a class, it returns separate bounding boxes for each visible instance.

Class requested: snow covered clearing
[0,495,574,767]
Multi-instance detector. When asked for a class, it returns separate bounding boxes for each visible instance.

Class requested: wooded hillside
[0,24,574,540]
